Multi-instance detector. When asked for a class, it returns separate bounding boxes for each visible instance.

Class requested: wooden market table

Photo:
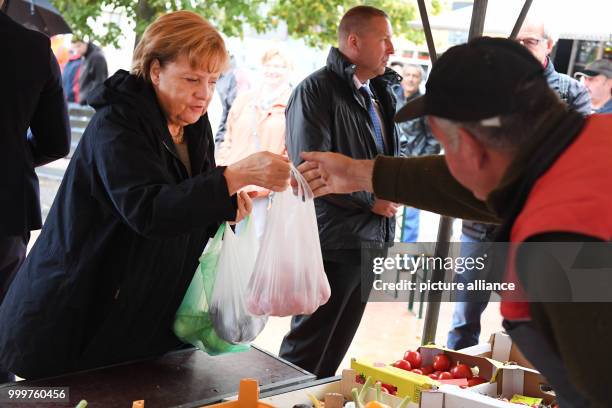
[0,346,315,408]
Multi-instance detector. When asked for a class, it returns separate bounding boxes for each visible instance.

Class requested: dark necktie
[359,85,385,154]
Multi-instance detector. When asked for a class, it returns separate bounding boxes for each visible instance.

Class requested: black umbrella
[4,0,72,36]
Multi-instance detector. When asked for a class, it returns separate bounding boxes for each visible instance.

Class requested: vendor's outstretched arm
[373,155,500,223]
[299,152,500,224]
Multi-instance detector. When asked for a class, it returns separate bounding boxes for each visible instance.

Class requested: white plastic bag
[209,216,267,343]
[246,165,331,316]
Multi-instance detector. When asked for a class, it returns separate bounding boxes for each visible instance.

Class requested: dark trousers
[503,319,590,408]
[0,233,28,306]
[279,259,366,378]
[0,232,28,383]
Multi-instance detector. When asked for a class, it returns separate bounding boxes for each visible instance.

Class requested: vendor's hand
[230,191,254,225]
[224,152,290,195]
[371,199,400,218]
[297,152,375,197]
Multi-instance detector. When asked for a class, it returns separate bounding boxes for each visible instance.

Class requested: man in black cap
[297,37,612,407]
[575,59,612,114]
[448,16,594,352]
[0,0,71,382]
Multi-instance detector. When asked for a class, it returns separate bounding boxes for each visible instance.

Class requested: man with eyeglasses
[446,16,593,352]
[516,18,591,115]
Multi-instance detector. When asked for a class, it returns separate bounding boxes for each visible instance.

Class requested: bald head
[516,18,556,66]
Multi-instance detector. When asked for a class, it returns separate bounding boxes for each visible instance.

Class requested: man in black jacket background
[0,1,71,382]
[72,39,109,106]
[281,5,401,378]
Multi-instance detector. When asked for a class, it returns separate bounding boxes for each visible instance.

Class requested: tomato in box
[392,359,412,371]
[403,350,422,369]
[420,365,434,375]
[432,353,451,371]
[467,376,487,386]
[450,363,473,379]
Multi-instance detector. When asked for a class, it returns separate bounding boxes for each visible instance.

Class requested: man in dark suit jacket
[0,4,70,309]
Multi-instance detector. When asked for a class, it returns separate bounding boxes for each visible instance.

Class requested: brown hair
[132,11,229,82]
[338,6,389,45]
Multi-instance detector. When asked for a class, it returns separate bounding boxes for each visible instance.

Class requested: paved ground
[33,169,504,375]
[252,210,504,374]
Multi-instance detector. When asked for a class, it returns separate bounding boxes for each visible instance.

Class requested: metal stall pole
[509,0,534,40]
[419,0,490,345]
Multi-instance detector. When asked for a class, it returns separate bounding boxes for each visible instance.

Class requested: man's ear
[545,38,555,56]
[458,127,488,170]
[346,32,359,53]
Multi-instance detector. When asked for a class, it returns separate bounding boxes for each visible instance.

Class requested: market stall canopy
[5,0,72,36]
[409,0,612,41]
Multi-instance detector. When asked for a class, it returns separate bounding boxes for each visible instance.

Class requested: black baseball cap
[395,37,545,123]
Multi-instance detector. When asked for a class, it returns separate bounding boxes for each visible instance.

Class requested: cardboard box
[259,369,420,408]
[472,364,555,405]
[459,331,534,370]
[351,358,437,403]
[351,346,505,403]
[419,345,503,382]
[419,365,556,407]
[456,332,555,406]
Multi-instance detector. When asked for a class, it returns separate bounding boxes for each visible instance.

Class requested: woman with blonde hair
[0,11,290,379]
[216,48,293,237]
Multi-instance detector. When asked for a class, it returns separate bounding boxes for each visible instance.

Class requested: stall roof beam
[509,0,533,39]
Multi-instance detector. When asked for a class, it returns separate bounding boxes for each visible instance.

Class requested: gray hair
[403,64,426,82]
[523,6,559,44]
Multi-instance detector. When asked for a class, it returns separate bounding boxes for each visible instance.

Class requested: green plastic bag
[173,223,248,355]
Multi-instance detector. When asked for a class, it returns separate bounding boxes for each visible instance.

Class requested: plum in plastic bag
[246,165,331,317]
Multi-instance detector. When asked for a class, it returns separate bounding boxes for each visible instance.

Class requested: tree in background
[53,0,442,49]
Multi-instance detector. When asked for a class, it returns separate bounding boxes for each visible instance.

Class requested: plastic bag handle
[290,164,314,202]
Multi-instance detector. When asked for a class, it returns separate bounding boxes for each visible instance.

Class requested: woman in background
[216,49,293,237]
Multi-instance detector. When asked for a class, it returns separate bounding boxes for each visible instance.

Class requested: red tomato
[450,363,473,379]
[420,365,434,375]
[403,350,422,369]
[428,372,439,380]
[432,354,451,371]
[411,369,423,375]
[467,377,487,387]
[438,371,453,380]
[392,359,412,371]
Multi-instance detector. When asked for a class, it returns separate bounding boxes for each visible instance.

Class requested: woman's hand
[224,152,291,195]
[230,191,254,225]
